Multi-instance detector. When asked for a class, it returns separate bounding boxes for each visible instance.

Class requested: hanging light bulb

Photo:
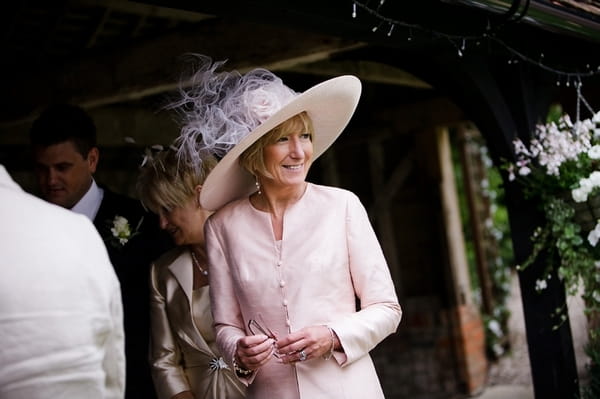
[387,23,395,37]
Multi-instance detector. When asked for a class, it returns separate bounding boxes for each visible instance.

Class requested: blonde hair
[239,112,313,178]
[137,149,217,214]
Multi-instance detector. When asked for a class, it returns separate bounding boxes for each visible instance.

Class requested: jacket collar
[168,249,194,304]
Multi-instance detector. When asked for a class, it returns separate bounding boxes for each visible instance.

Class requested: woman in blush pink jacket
[169,55,402,399]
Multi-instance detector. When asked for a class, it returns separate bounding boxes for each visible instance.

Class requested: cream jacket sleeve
[148,261,192,399]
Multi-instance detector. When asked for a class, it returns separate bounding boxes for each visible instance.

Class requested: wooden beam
[339,97,465,145]
[78,0,213,22]
[436,125,473,307]
[457,123,494,314]
[373,98,465,132]
[286,59,432,89]
[367,141,411,296]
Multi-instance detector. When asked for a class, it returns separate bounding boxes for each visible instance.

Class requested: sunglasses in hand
[247,314,281,358]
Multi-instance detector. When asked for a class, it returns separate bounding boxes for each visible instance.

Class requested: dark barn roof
[2,0,600,126]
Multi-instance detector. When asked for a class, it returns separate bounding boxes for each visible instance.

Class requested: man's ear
[87,147,99,173]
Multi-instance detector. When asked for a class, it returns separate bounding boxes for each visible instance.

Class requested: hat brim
[200,75,362,211]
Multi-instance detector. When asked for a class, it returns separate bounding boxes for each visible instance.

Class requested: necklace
[190,251,208,276]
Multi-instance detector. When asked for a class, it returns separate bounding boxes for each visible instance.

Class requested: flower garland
[504,106,600,323]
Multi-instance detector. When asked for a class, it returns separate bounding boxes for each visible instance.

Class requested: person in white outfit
[0,164,125,399]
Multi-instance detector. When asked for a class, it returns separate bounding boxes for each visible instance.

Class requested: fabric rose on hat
[244,82,296,126]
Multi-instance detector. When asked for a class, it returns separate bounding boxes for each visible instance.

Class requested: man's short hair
[29,104,97,157]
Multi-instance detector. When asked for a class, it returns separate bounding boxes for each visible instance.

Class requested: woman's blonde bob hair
[239,111,313,178]
[137,148,217,214]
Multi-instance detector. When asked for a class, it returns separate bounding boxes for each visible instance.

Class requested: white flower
[588,145,600,159]
[110,216,133,246]
[571,187,588,203]
[594,291,600,303]
[507,164,516,181]
[487,319,502,337]
[590,171,600,186]
[572,171,600,202]
[587,221,600,247]
[513,113,593,179]
[518,165,531,176]
[535,279,547,291]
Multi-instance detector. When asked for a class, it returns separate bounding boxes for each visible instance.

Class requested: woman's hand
[276,325,338,364]
[235,334,277,371]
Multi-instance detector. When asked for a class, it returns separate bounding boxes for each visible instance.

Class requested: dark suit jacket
[94,187,173,399]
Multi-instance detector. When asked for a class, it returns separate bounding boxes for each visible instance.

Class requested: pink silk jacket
[206,183,402,399]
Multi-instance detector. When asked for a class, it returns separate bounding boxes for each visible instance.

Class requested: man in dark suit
[29,103,173,399]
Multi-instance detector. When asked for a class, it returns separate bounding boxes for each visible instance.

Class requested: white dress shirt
[0,165,125,399]
[71,179,104,221]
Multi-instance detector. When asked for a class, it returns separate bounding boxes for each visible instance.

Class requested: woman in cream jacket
[137,148,245,399]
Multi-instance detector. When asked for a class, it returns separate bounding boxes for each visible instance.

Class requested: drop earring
[255,176,262,195]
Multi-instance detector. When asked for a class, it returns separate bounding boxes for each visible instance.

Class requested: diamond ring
[299,350,307,362]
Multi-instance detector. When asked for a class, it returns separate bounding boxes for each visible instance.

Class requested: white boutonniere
[107,215,143,248]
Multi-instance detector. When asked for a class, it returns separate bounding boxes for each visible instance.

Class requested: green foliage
[451,131,513,359]
[481,165,514,358]
[546,103,563,124]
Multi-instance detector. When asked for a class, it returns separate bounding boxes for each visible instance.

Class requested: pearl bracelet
[232,357,252,377]
[322,326,335,360]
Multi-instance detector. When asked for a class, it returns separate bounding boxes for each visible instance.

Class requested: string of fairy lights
[350,0,600,87]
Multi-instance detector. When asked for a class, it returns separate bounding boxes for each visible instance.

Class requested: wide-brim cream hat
[199,74,362,211]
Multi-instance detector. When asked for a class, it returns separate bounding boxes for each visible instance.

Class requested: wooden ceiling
[2,1,209,66]
[2,0,600,127]
[0,1,368,126]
